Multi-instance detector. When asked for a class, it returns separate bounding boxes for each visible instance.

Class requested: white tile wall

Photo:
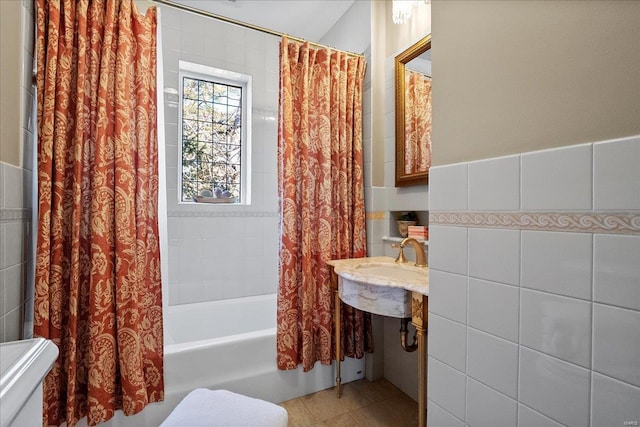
[429,163,468,212]
[519,347,591,427]
[2,221,25,268]
[428,135,640,426]
[2,163,24,208]
[468,228,520,286]
[521,230,592,300]
[593,136,640,210]
[468,278,519,342]
[428,270,467,324]
[520,289,591,368]
[591,373,640,427]
[428,313,466,372]
[468,154,520,211]
[167,215,279,305]
[161,6,280,305]
[592,303,640,388]
[1,263,23,317]
[593,234,640,311]
[521,143,592,211]
[467,328,518,398]
[517,404,564,427]
[428,400,466,427]
[429,225,468,275]
[466,377,517,427]
[428,356,467,421]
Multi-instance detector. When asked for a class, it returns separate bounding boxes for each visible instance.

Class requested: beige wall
[431,0,640,166]
[0,0,23,167]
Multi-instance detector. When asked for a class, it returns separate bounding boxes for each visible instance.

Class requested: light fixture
[392,0,430,25]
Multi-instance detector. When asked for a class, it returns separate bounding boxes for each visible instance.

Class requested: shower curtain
[405,69,432,174]
[277,36,372,372]
[34,1,163,425]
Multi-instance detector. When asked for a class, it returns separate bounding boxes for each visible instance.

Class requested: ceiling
[170,0,357,42]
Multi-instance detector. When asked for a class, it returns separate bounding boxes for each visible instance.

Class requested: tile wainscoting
[427,135,640,427]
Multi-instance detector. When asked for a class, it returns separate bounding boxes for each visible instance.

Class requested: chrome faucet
[399,237,427,267]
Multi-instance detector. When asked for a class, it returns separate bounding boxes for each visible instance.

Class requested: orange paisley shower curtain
[404,69,432,174]
[277,36,372,371]
[34,1,163,426]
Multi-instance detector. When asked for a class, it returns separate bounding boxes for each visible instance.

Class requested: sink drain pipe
[400,318,418,352]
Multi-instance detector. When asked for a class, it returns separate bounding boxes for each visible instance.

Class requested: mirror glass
[395,34,432,187]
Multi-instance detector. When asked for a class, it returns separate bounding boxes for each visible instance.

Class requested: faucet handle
[392,243,408,263]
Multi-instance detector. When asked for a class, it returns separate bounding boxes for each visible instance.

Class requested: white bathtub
[164,293,277,345]
[99,293,365,427]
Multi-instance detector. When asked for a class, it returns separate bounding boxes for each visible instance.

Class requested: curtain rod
[149,0,365,59]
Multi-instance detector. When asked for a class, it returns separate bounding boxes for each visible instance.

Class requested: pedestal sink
[327,256,429,318]
[326,255,430,427]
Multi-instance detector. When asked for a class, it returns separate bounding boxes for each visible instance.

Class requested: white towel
[160,388,288,427]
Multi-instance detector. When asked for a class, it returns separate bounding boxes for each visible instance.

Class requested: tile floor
[278,378,418,427]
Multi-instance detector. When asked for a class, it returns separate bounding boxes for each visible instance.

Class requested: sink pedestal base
[333,273,343,398]
[412,291,429,427]
[329,265,428,427]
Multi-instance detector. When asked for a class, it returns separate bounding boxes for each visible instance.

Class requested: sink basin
[328,257,429,318]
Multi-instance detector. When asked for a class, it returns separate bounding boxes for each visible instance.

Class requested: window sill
[179,201,244,206]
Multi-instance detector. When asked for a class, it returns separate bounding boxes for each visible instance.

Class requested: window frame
[177,60,252,205]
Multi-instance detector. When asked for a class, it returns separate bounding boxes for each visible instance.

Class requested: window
[179,61,251,204]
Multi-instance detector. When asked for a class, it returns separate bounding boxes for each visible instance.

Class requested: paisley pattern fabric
[404,69,432,174]
[34,1,163,425]
[277,37,372,372]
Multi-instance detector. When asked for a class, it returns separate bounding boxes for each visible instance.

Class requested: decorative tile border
[168,210,278,218]
[366,211,386,221]
[430,211,640,235]
[0,208,32,223]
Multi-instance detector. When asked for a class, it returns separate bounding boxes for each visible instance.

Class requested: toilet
[160,388,288,427]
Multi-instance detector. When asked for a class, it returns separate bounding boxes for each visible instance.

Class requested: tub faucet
[400,237,427,267]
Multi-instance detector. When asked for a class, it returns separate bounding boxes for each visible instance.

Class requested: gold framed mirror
[395,34,432,187]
